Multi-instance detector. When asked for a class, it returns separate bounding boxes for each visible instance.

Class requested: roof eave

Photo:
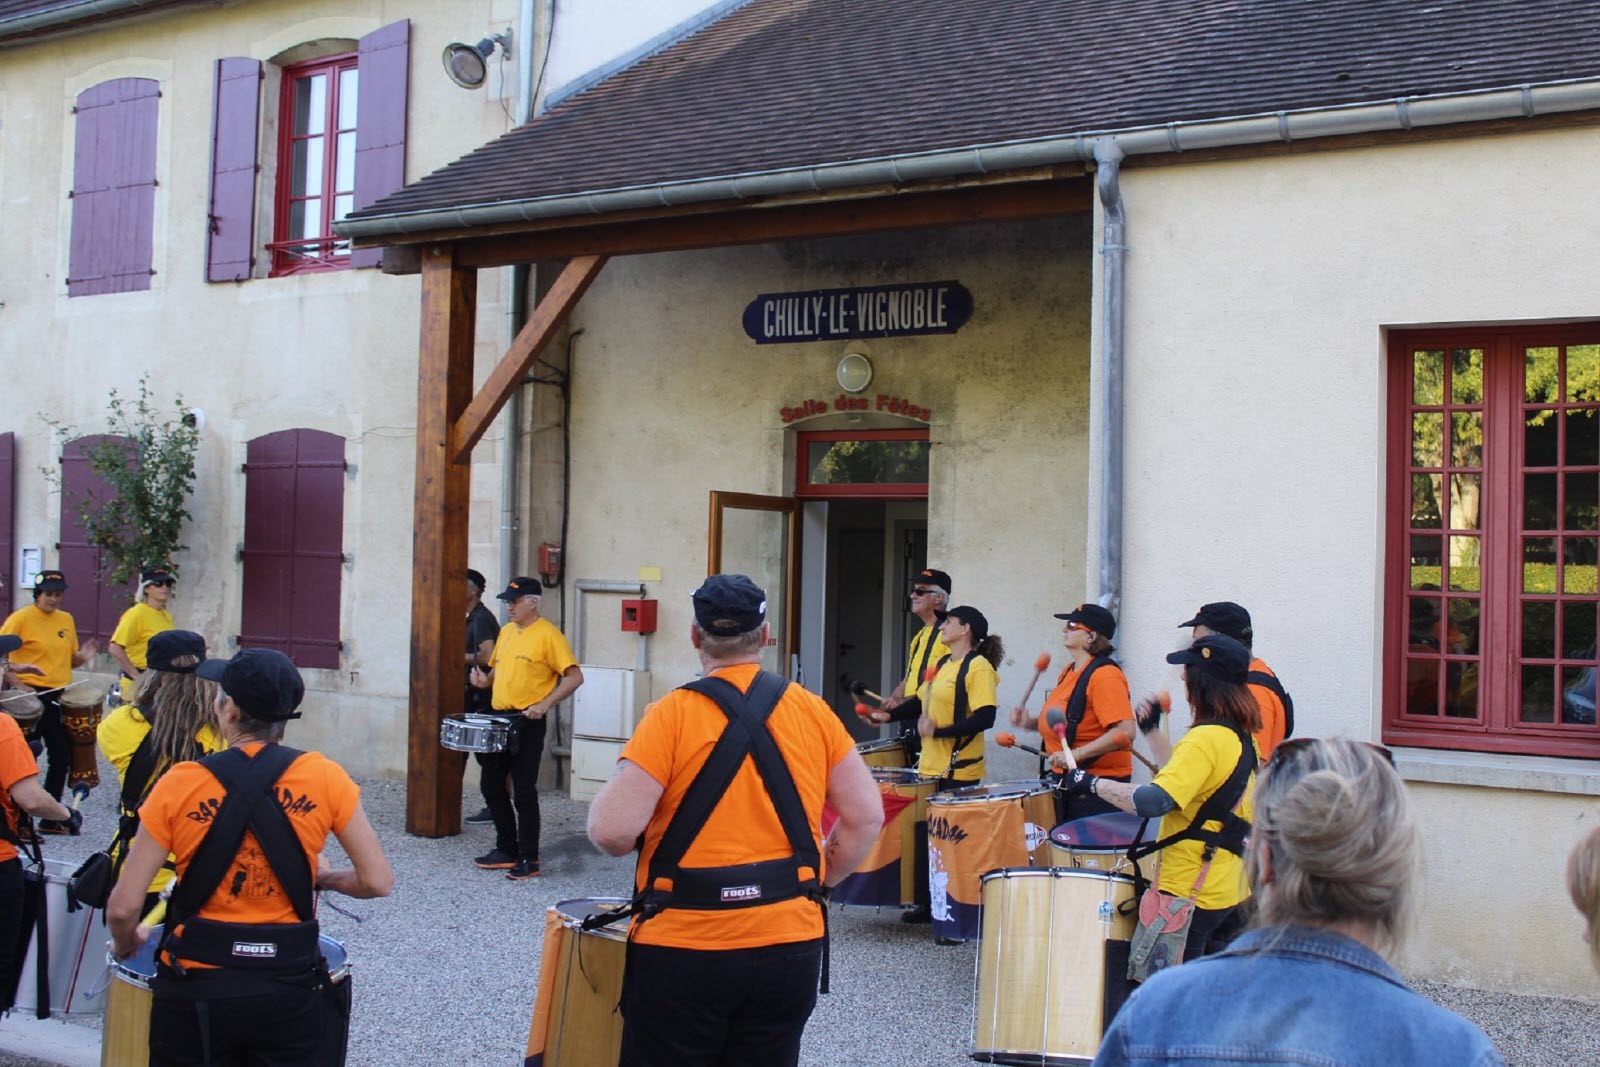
[338,76,1600,247]
[0,0,211,46]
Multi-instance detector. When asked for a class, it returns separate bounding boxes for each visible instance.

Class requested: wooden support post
[407,245,476,837]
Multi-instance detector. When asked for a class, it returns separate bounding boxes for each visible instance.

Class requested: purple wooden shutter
[351,19,409,269]
[206,58,261,283]
[57,435,134,644]
[0,434,13,611]
[242,430,345,669]
[68,79,159,297]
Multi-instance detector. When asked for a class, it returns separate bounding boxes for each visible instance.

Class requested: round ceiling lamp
[837,351,874,393]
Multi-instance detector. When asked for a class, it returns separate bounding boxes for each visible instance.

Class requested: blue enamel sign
[743,281,973,344]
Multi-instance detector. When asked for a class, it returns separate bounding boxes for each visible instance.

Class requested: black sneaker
[900,905,932,924]
[935,935,963,946]
[506,858,541,881]
[473,849,517,870]
[465,806,494,825]
[37,819,70,836]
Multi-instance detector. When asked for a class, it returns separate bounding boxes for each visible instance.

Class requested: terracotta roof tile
[352,0,1600,223]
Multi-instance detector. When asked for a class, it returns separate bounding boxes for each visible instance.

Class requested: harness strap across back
[939,653,985,776]
[1247,669,1295,738]
[1064,655,1117,769]
[1126,724,1257,899]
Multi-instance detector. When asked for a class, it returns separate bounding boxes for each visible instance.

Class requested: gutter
[337,77,1600,241]
[0,0,201,42]
[1092,139,1126,619]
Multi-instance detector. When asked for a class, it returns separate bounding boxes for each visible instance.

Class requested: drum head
[553,898,632,938]
[933,779,1044,803]
[111,924,163,987]
[2,688,43,723]
[319,935,349,981]
[1050,811,1145,850]
[870,768,933,785]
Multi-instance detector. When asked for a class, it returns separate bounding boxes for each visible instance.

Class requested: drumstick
[1016,653,1052,710]
[139,887,171,934]
[994,732,1046,757]
[848,681,886,707]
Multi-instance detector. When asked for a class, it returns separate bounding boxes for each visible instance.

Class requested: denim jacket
[1095,925,1505,1067]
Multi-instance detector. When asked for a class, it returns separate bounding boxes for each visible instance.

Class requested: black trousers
[149,965,349,1067]
[619,939,823,1067]
[0,858,23,1012]
[32,687,67,801]
[1184,902,1247,960]
[480,715,546,860]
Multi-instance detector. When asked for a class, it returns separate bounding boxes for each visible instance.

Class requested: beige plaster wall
[1103,125,1600,995]
[560,216,1093,786]
[0,0,522,776]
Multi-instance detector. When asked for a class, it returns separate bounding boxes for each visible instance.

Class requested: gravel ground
[14,750,1600,1067]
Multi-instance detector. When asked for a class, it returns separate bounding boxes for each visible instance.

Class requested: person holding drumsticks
[873,569,952,760]
[1054,632,1259,962]
[882,605,1003,789]
[1012,603,1135,825]
[1,570,99,827]
[107,566,177,707]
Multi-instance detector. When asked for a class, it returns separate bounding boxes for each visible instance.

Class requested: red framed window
[794,429,929,499]
[1385,325,1600,758]
[269,54,357,275]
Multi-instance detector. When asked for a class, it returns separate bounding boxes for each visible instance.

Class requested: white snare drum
[14,858,108,1017]
[973,867,1137,1065]
[440,713,515,753]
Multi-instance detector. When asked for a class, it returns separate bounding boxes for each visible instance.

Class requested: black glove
[1063,769,1096,797]
[1135,696,1163,735]
[64,809,83,836]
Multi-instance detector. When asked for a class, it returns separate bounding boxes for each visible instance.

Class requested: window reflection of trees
[807,440,929,485]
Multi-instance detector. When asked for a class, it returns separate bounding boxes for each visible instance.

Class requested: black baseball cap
[1055,603,1116,638]
[147,630,206,673]
[935,604,989,642]
[197,648,306,721]
[1178,602,1253,643]
[34,570,67,593]
[140,566,176,587]
[494,577,542,602]
[692,574,767,636]
[911,569,952,595]
[466,569,487,592]
[0,635,21,656]
[1166,633,1250,684]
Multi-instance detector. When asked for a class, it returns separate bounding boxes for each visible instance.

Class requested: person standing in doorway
[1,570,99,823]
[469,577,583,880]
[463,569,501,825]
[108,567,178,706]
[1178,602,1294,761]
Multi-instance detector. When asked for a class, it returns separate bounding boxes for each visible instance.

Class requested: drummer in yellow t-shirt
[107,567,177,705]
[883,604,1003,788]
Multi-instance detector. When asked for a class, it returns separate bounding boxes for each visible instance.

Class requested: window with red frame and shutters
[68,78,159,297]
[0,433,14,609]
[1385,326,1600,759]
[267,20,408,276]
[240,429,345,669]
[58,435,135,644]
[207,57,262,283]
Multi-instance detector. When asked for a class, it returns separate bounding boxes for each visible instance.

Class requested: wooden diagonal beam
[450,253,607,463]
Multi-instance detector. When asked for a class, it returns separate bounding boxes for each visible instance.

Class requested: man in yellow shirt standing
[468,576,583,880]
[108,566,177,705]
[0,570,98,823]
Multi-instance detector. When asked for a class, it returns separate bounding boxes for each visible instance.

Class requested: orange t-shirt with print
[0,713,41,864]
[139,742,359,961]
[1037,659,1134,779]
[1248,657,1288,762]
[621,663,855,951]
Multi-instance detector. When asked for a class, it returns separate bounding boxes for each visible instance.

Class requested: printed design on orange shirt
[927,815,969,844]
[225,842,283,901]
[182,788,318,825]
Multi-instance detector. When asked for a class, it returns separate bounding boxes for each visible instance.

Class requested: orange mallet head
[854,702,872,718]
[1158,689,1171,711]
[1034,653,1052,673]
[995,732,1017,747]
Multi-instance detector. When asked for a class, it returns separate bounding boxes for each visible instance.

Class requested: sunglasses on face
[911,588,937,597]
[1064,620,1088,632]
[1270,737,1396,768]
[150,580,175,588]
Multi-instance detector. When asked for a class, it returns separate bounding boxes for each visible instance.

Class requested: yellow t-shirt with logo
[1,604,79,687]
[489,617,578,711]
[899,623,950,698]
[110,603,175,702]
[1151,723,1257,910]
[915,653,997,782]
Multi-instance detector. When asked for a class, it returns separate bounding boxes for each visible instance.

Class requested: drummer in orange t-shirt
[1012,604,1135,825]
[0,635,82,1012]
[588,574,883,1067]
[1178,601,1293,761]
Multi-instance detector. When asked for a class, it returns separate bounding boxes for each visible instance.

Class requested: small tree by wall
[43,376,200,586]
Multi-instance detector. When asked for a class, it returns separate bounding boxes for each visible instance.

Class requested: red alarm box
[621,599,657,633]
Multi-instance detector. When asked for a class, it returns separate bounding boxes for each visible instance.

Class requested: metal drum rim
[552,896,633,942]
[978,866,1136,885]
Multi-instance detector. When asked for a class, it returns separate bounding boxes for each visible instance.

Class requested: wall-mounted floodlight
[443,30,512,90]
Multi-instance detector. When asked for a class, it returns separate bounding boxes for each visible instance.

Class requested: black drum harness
[935,652,987,780]
[1060,655,1117,771]
[158,745,329,987]
[583,670,834,991]
[1247,669,1296,738]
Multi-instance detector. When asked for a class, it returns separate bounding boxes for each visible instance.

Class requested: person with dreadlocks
[97,630,223,915]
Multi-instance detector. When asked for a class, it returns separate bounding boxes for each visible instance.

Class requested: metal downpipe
[1093,138,1126,617]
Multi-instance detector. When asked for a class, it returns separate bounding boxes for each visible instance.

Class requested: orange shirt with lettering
[139,742,359,963]
[621,663,855,951]
[1037,659,1134,779]
[0,713,41,864]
